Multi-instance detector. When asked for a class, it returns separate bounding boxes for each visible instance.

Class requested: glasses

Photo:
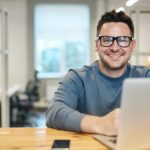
[96,36,133,47]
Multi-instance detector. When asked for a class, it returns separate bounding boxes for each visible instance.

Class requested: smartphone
[52,139,70,150]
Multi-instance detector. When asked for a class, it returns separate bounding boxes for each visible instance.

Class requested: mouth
[107,53,123,61]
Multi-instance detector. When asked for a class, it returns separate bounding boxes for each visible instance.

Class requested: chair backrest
[25,79,40,101]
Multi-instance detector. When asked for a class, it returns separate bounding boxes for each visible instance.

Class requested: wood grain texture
[0,128,109,150]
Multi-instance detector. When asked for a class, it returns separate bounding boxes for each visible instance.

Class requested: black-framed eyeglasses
[96,36,133,47]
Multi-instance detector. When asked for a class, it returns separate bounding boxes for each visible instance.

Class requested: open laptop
[92,78,150,150]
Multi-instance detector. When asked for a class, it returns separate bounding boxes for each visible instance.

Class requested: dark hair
[97,10,134,37]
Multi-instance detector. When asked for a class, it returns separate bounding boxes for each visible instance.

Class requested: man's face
[96,22,136,72]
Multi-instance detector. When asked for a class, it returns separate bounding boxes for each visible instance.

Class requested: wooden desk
[0,128,109,150]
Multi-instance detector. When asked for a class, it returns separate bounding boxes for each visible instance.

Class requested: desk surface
[0,128,108,150]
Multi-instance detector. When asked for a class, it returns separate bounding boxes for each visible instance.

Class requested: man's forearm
[46,103,85,132]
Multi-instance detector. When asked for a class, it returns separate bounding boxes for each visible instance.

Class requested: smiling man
[46,10,150,136]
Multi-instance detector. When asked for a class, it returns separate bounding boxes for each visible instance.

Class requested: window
[34,4,90,78]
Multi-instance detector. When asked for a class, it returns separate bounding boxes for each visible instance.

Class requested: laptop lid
[92,78,150,150]
[116,78,150,150]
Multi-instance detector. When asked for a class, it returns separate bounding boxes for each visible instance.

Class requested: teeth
[109,54,121,60]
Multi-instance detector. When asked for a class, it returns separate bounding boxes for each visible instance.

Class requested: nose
[110,40,120,51]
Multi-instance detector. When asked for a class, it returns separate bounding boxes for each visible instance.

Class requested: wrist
[80,115,103,134]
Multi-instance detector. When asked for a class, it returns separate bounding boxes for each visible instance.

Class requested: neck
[98,61,127,78]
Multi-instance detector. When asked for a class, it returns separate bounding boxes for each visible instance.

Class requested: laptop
[92,78,150,150]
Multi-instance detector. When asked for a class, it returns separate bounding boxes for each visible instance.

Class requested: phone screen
[52,140,70,150]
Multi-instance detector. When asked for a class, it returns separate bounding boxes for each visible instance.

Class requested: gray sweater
[46,61,150,132]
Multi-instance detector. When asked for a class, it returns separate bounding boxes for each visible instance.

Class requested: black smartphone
[52,139,70,150]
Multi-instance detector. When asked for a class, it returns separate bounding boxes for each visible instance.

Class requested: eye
[118,36,129,42]
[102,37,113,43]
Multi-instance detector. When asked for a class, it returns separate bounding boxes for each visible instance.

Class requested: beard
[99,54,131,72]
[101,59,127,71]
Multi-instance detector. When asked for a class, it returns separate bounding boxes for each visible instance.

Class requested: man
[46,10,150,136]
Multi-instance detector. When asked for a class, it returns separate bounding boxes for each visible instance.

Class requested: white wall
[0,0,28,90]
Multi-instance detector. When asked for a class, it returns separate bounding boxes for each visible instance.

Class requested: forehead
[99,22,131,36]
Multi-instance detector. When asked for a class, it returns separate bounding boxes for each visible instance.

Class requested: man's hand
[80,108,121,136]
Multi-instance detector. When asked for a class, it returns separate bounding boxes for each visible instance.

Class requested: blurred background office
[0,0,150,127]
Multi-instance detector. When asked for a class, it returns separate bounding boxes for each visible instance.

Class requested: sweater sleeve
[46,70,85,132]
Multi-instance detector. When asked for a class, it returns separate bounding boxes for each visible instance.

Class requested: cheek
[126,45,133,53]
[97,47,103,54]
[96,43,105,52]
[121,48,132,58]
[97,46,109,54]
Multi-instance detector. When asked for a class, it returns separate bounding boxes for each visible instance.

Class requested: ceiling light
[126,0,138,7]
[116,7,125,12]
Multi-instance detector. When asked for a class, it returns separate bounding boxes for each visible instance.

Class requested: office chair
[10,71,40,127]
